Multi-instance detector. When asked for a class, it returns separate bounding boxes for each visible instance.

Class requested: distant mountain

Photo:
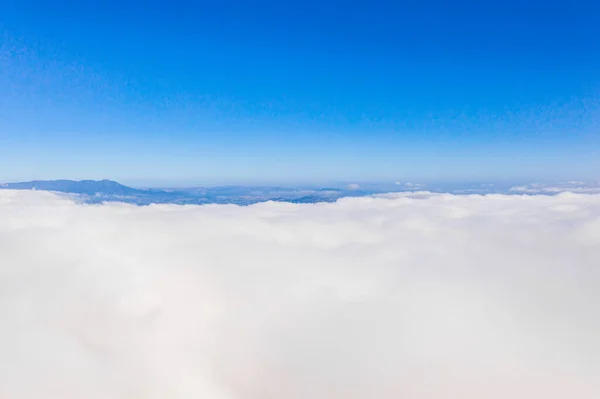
[1,179,593,206]
[0,179,463,205]
[0,179,144,196]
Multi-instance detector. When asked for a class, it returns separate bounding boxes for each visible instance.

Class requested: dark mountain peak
[0,179,143,195]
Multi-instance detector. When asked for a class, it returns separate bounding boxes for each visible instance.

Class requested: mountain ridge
[0,179,144,195]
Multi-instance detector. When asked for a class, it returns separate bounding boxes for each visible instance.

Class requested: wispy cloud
[510,181,600,194]
[1,190,599,398]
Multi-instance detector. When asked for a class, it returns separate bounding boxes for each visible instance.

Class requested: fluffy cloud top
[1,190,599,399]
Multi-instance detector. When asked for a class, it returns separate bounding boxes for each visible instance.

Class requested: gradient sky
[1,0,599,186]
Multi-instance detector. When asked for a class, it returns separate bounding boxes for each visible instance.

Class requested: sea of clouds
[1,189,599,398]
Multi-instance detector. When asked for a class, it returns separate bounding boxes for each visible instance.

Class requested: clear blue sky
[1,0,599,186]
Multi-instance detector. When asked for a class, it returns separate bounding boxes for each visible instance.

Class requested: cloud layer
[1,190,599,399]
[510,181,600,194]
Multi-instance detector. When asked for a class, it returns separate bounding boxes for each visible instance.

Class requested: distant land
[0,179,364,205]
[1,179,143,195]
[1,179,598,205]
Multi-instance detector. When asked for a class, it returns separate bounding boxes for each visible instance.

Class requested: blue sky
[1,0,599,186]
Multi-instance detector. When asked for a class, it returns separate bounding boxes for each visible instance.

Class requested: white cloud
[399,182,426,188]
[510,182,600,194]
[1,190,599,399]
